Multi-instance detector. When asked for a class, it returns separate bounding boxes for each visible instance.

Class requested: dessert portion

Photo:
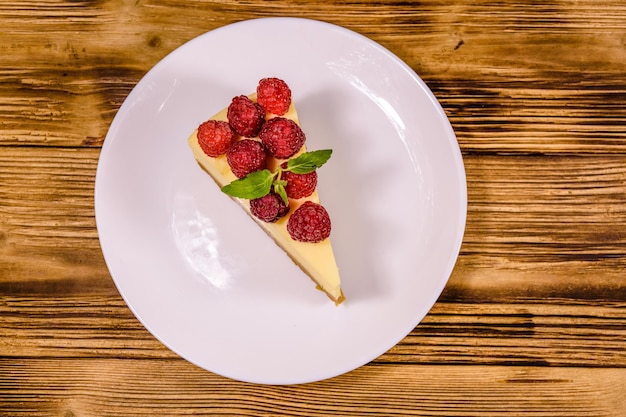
[187,78,345,305]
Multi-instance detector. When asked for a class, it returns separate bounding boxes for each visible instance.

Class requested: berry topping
[280,161,317,199]
[227,95,265,137]
[226,139,267,178]
[197,120,235,157]
[259,117,306,159]
[287,201,331,243]
[256,77,292,116]
[250,192,290,223]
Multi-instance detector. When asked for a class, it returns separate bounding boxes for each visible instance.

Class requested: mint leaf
[287,149,332,174]
[220,149,333,202]
[273,182,289,206]
[221,169,274,199]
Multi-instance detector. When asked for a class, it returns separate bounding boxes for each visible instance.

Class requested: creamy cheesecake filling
[187,95,344,304]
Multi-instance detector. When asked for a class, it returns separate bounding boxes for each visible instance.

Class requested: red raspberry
[280,161,317,199]
[227,95,265,137]
[226,139,267,178]
[259,117,306,159]
[287,201,331,243]
[250,192,290,223]
[197,120,235,157]
[256,77,292,116]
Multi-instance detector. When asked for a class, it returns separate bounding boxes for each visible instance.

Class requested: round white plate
[95,17,466,385]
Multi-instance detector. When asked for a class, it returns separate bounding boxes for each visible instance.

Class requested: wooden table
[2,1,625,415]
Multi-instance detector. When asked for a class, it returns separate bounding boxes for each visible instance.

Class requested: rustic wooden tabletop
[1,1,625,416]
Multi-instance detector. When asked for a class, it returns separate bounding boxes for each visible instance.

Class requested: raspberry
[259,117,306,159]
[226,139,267,178]
[250,192,290,223]
[257,77,292,116]
[227,95,265,137]
[196,120,235,157]
[280,161,317,199]
[287,201,331,243]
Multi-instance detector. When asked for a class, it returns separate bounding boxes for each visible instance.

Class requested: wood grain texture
[2,295,624,368]
[2,0,626,415]
[1,360,625,416]
[1,0,625,152]
[2,149,625,299]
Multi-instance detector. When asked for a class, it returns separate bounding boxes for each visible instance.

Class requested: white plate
[95,17,466,385]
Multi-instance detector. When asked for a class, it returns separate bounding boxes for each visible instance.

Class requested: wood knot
[148,35,162,48]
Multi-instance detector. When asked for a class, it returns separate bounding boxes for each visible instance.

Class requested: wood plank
[1,295,624,368]
[390,301,626,367]
[0,146,113,296]
[0,359,624,416]
[2,147,625,298]
[1,1,625,152]
[0,147,99,249]
[462,154,626,261]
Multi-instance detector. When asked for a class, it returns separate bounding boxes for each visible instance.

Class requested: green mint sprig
[221,149,332,204]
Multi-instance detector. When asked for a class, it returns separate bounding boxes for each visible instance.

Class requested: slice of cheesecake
[187,93,345,305]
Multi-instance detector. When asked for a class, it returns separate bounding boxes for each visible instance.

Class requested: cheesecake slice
[187,92,345,305]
